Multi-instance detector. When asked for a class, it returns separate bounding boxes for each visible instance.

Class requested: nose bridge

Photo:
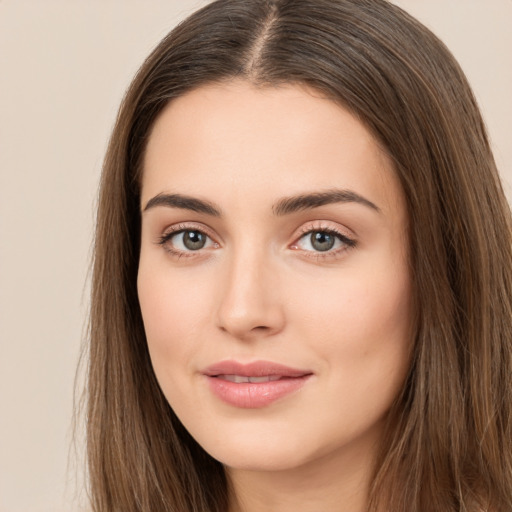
[216,241,284,338]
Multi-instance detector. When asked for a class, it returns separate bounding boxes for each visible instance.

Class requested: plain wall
[0,2,510,511]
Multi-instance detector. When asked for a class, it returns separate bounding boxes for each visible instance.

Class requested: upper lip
[203,360,312,378]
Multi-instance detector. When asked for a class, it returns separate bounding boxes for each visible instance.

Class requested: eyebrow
[142,189,380,216]
[143,193,221,216]
[272,189,381,216]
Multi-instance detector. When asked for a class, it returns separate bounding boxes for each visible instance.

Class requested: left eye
[295,230,353,252]
[167,230,214,251]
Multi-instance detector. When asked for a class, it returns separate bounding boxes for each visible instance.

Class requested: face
[137,80,412,475]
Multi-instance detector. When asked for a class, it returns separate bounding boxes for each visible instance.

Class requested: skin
[137,80,413,512]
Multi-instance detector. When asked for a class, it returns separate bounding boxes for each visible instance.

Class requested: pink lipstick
[203,360,312,408]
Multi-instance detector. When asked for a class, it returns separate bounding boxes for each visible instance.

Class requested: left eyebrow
[272,189,381,216]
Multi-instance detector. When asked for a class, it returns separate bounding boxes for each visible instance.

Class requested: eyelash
[156,223,357,261]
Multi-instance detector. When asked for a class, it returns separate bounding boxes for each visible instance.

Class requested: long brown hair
[87,0,512,510]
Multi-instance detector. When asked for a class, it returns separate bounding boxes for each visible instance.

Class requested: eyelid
[159,222,218,241]
[292,220,355,242]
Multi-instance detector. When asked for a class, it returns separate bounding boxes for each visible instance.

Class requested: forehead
[142,80,404,218]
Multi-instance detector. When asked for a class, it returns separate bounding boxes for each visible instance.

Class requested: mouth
[214,374,283,383]
[202,360,313,408]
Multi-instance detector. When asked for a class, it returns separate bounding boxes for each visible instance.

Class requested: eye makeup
[155,219,357,263]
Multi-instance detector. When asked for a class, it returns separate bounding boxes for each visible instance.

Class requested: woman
[87,0,512,510]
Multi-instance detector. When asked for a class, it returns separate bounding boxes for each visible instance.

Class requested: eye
[158,227,218,255]
[293,229,356,253]
[176,230,209,250]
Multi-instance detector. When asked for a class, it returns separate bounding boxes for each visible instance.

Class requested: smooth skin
[137,80,413,512]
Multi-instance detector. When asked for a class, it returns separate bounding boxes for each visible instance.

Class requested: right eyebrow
[142,193,222,217]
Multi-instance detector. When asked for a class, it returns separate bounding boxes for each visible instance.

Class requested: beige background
[0,2,510,511]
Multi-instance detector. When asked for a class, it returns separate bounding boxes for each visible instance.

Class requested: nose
[216,248,285,340]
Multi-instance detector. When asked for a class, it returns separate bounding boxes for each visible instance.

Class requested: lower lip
[205,375,311,408]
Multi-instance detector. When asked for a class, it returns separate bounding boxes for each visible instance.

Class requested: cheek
[294,267,410,341]
[137,262,212,378]
[290,269,412,446]
[288,256,412,393]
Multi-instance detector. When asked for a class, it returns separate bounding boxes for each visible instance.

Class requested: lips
[203,360,313,408]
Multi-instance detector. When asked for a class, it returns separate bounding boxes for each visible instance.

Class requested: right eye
[158,227,218,256]
[172,230,211,250]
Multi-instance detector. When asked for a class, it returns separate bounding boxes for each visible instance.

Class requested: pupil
[311,231,335,252]
[183,231,206,250]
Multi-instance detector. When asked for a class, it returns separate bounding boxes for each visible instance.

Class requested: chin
[186,424,293,468]
[191,423,338,473]
[212,445,313,473]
